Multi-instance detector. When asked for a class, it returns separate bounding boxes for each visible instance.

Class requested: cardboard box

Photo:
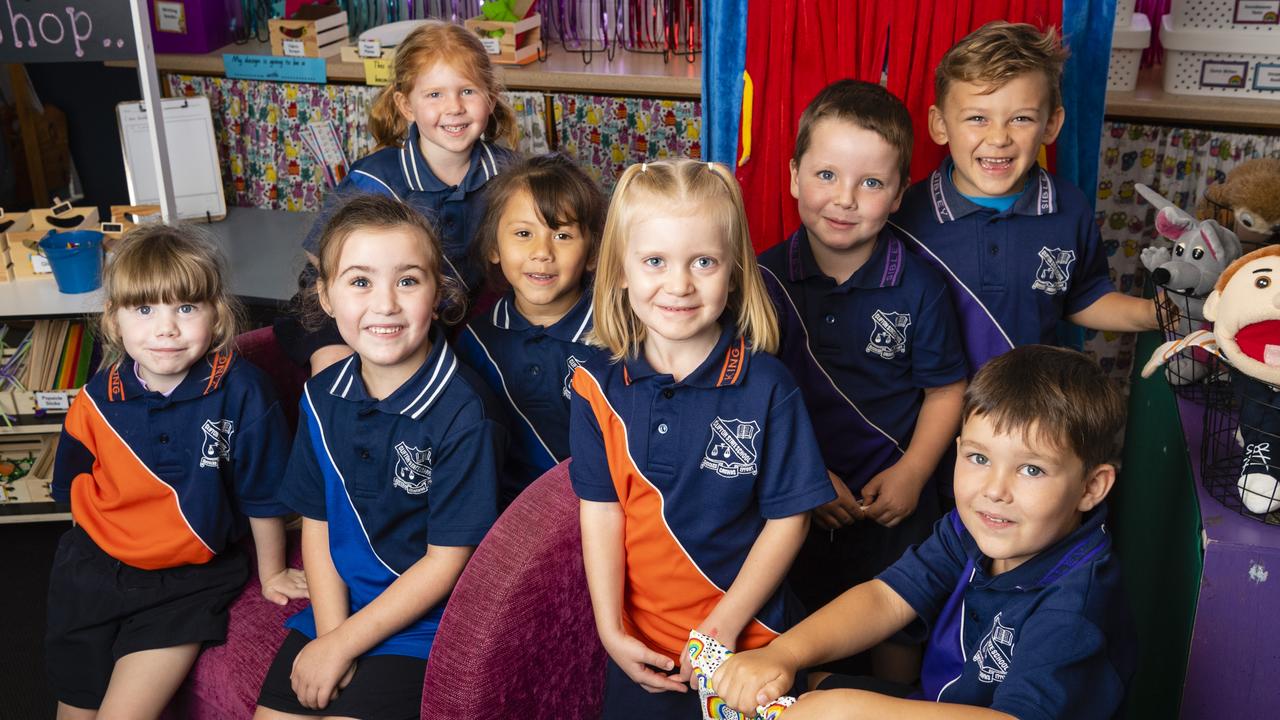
[28,204,99,232]
[269,7,349,58]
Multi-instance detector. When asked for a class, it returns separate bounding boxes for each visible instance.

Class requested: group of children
[45,18,1156,720]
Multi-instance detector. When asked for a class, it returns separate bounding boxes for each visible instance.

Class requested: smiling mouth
[440,123,469,134]
[978,157,1014,172]
[657,304,698,313]
[978,511,1016,528]
[1234,320,1280,366]
[525,272,558,284]
[366,325,403,336]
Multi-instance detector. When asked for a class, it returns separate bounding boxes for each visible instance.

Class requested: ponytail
[369,85,408,150]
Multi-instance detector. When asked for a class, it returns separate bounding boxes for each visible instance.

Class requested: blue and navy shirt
[879,507,1135,719]
[279,328,503,659]
[304,128,517,295]
[759,227,967,494]
[570,322,836,662]
[52,352,291,570]
[456,291,601,504]
[890,158,1114,373]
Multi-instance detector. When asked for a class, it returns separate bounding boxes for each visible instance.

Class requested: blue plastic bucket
[38,230,104,294]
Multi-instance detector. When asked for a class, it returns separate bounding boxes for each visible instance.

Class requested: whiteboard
[117,97,226,221]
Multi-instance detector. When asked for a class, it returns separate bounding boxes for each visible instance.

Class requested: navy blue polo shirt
[456,291,601,503]
[302,129,517,294]
[279,327,503,659]
[569,322,836,661]
[879,507,1135,719]
[759,227,967,494]
[889,158,1114,373]
[53,352,292,570]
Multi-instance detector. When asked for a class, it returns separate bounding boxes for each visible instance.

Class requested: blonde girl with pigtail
[277,20,520,375]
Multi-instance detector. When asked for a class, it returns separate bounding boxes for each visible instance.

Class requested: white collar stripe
[410,355,456,419]
[572,305,593,343]
[352,170,401,201]
[400,347,449,415]
[341,374,353,398]
[329,356,355,395]
[408,138,424,191]
[482,142,497,180]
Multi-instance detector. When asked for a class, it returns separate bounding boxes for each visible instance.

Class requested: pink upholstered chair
[421,461,607,718]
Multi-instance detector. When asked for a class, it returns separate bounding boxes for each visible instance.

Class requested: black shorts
[816,672,917,697]
[600,658,701,720]
[44,526,249,709]
[256,629,426,720]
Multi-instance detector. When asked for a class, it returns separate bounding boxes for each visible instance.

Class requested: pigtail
[369,84,408,149]
[487,94,519,148]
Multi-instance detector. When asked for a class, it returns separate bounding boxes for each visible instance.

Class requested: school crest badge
[1031,247,1076,295]
[562,355,585,399]
[866,310,912,360]
[974,612,1016,684]
[700,417,760,479]
[199,419,234,468]
[393,442,433,495]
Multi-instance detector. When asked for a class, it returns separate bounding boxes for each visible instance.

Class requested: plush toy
[1143,245,1280,515]
[479,0,519,38]
[1199,158,1280,247]
[686,630,795,720]
[1137,183,1242,385]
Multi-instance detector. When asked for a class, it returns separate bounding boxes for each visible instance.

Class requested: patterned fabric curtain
[1086,121,1280,384]
[551,94,702,191]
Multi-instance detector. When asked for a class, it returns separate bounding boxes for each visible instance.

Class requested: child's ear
[1041,105,1067,146]
[789,159,801,200]
[393,91,414,122]
[316,280,335,317]
[927,105,950,146]
[488,246,501,265]
[1077,463,1116,513]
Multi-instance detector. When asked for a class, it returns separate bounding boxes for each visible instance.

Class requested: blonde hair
[935,21,1069,111]
[305,194,466,329]
[99,224,241,365]
[369,21,516,149]
[590,159,778,361]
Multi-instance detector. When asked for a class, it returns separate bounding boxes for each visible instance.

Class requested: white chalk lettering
[38,12,64,44]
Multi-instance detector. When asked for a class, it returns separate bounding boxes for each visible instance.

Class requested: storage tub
[1161,14,1280,98]
[1109,13,1152,91]
[1116,0,1136,27]
[1171,0,1279,32]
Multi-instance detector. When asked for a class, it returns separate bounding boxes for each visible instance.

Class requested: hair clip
[640,162,648,173]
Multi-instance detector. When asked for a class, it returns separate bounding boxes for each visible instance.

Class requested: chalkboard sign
[0,0,136,63]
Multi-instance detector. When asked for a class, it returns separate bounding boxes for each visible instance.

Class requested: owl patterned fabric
[1087,122,1280,386]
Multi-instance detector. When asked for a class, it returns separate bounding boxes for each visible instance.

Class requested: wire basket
[1154,286,1229,401]
[1200,369,1280,525]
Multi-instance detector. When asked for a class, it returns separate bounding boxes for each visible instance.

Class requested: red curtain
[739,0,1062,255]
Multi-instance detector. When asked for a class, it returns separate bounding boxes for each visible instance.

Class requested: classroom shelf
[1105,67,1280,130]
[106,39,702,99]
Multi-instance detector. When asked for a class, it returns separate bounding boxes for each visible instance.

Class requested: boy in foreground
[713,345,1136,719]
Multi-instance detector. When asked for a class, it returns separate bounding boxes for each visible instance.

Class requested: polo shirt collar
[786,225,906,290]
[489,290,594,343]
[107,351,234,403]
[622,321,750,389]
[399,125,501,194]
[928,157,1059,224]
[971,504,1110,591]
[324,326,458,419]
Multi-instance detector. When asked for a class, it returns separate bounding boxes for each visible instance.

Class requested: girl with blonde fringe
[278,20,519,375]
[567,159,836,718]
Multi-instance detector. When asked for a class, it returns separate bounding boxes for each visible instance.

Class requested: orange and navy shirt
[51,353,292,570]
[569,323,835,662]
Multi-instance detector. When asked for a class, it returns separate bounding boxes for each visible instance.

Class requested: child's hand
[814,470,865,530]
[290,634,357,709]
[602,631,688,693]
[260,568,309,605]
[713,644,799,714]
[860,461,928,528]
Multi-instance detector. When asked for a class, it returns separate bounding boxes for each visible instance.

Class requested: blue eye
[427,91,440,99]
[966,115,986,123]
[398,277,419,287]
[137,305,152,315]
[643,257,663,268]
[967,452,989,466]
[693,256,717,270]
[1022,465,1045,478]
[817,170,835,181]
[351,277,370,288]
[178,304,197,314]
[863,178,884,189]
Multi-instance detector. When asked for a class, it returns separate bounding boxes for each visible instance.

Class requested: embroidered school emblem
[700,417,760,479]
[974,612,1016,684]
[563,355,585,399]
[199,419,235,468]
[1031,247,1076,295]
[392,442,433,495]
[866,310,912,360]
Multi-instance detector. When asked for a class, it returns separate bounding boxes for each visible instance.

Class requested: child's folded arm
[1068,291,1159,333]
[781,689,1017,720]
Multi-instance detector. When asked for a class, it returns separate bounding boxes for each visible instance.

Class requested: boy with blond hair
[891,21,1157,374]
[712,345,1137,719]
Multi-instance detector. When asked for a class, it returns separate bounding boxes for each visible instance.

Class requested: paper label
[282,39,306,57]
[155,1,186,34]
[358,38,382,58]
[29,253,52,273]
[364,58,393,86]
[1254,63,1280,91]
[1200,61,1249,89]
[34,392,70,412]
[481,37,501,54]
[1234,0,1280,24]
[223,54,328,84]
